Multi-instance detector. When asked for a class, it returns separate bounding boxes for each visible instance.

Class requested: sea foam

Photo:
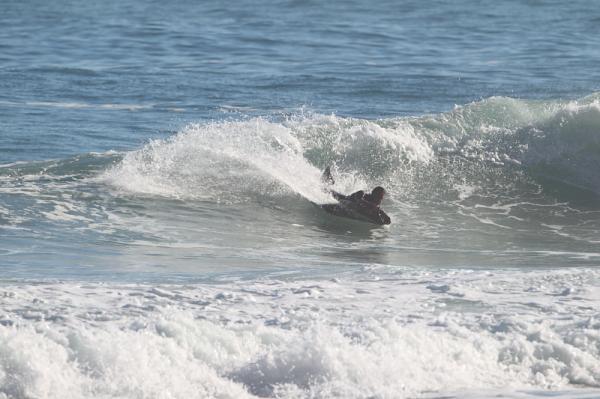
[1,267,599,398]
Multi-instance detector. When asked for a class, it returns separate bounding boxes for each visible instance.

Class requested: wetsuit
[332,190,381,206]
[330,190,391,224]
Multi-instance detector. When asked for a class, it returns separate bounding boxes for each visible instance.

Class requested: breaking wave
[100,94,600,204]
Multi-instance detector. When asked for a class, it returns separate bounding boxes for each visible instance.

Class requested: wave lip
[102,118,331,203]
[101,114,436,204]
[101,118,425,204]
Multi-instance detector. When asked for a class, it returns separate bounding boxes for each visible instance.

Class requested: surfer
[320,167,391,224]
[331,186,386,207]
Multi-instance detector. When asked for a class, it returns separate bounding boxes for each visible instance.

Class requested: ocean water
[2,0,600,397]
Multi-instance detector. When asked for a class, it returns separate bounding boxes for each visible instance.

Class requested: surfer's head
[371,186,385,204]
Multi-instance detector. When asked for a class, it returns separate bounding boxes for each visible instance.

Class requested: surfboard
[319,199,391,225]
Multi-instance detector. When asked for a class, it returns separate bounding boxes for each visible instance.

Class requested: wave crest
[102,93,600,201]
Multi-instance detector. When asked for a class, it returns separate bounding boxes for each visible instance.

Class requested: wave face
[414,94,600,192]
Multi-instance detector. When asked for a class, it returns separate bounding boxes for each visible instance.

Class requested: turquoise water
[1,1,600,398]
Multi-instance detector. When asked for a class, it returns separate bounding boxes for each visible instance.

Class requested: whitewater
[1,268,600,399]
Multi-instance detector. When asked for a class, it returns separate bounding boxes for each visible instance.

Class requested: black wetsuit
[330,190,391,225]
[333,190,380,206]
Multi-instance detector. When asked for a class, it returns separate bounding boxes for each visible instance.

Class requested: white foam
[100,114,437,206]
[1,268,599,398]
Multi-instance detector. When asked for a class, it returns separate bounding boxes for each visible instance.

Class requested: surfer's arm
[321,166,335,185]
[330,190,347,201]
[348,190,365,201]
